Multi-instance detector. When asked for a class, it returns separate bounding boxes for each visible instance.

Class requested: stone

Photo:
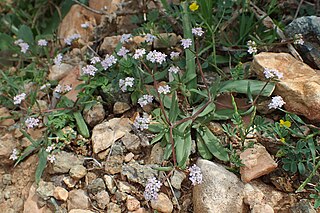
[122,162,159,186]
[130,207,147,213]
[170,170,186,190]
[91,118,131,154]
[88,0,121,24]
[124,152,135,162]
[0,107,15,126]
[150,192,173,213]
[113,101,131,114]
[147,143,164,164]
[69,165,87,180]
[153,33,180,49]
[23,184,47,213]
[290,199,316,213]
[126,195,140,211]
[54,186,69,202]
[36,180,54,200]
[104,155,123,174]
[83,102,105,127]
[115,190,127,202]
[240,144,277,182]
[67,189,90,210]
[251,52,320,122]
[31,100,48,113]
[50,151,84,174]
[87,178,106,194]
[251,204,274,213]
[2,174,12,185]
[107,203,121,213]
[118,181,134,193]
[48,63,73,81]
[63,177,77,189]
[103,175,116,194]
[99,36,121,53]
[193,159,245,213]
[122,133,140,152]
[94,190,110,209]
[0,133,19,165]
[58,66,83,102]
[69,210,94,213]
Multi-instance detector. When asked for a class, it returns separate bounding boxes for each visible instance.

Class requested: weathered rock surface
[36,180,54,200]
[290,199,316,213]
[83,102,105,127]
[150,192,173,213]
[54,186,69,201]
[107,203,121,213]
[170,170,186,190]
[94,190,110,209]
[69,165,87,180]
[122,133,140,152]
[147,143,164,164]
[122,162,158,186]
[0,107,15,126]
[252,52,320,122]
[103,175,116,194]
[113,101,131,114]
[48,63,73,81]
[126,195,140,211]
[58,66,83,102]
[87,178,106,194]
[23,184,47,213]
[240,145,277,182]
[50,151,84,174]
[104,155,123,174]
[67,189,90,210]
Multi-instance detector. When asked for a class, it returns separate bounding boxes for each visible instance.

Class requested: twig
[294,0,304,19]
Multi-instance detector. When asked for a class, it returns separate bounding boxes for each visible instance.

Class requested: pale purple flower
[46,144,55,153]
[192,27,204,36]
[120,34,132,43]
[47,154,56,163]
[64,33,81,45]
[9,148,19,160]
[64,85,72,92]
[133,113,150,131]
[138,95,154,107]
[268,96,285,109]
[247,40,257,54]
[101,54,117,70]
[158,85,170,94]
[294,34,304,45]
[90,56,101,64]
[119,77,134,92]
[181,38,192,49]
[133,48,146,59]
[54,53,63,66]
[18,42,29,53]
[25,117,40,129]
[13,93,26,105]
[54,84,62,93]
[117,46,129,57]
[81,22,90,29]
[145,33,156,43]
[37,39,48,46]
[168,66,180,74]
[188,164,203,185]
[146,50,167,64]
[170,51,180,60]
[263,68,283,79]
[144,177,162,201]
[82,64,98,76]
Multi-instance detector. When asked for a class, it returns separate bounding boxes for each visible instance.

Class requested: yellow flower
[280,137,286,143]
[279,119,291,128]
[189,2,199,11]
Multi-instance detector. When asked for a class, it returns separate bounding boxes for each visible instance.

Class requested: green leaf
[73,111,90,138]
[169,93,179,123]
[196,132,213,160]
[151,166,173,172]
[151,131,165,144]
[298,162,306,175]
[35,148,48,184]
[307,138,316,165]
[164,143,172,160]
[197,102,216,117]
[17,25,34,44]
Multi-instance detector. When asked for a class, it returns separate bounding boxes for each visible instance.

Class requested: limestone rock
[170,170,186,190]
[150,193,173,213]
[54,186,69,202]
[88,0,121,24]
[58,66,83,102]
[122,133,140,152]
[23,184,47,213]
[83,102,105,127]
[251,52,320,122]
[48,63,73,81]
[50,151,84,174]
[251,204,274,213]
[104,155,123,174]
[103,175,116,194]
[113,101,131,114]
[69,165,87,180]
[67,189,90,210]
[0,107,15,126]
[126,196,140,211]
[99,36,121,53]
[36,180,54,200]
[94,190,110,209]
[193,159,245,213]
[118,181,134,193]
[87,178,106,194]
[240,145,277,182]
[124,152,135,162]
[63,177,77,189]
[122,162,159,186]
[147,143,164,164]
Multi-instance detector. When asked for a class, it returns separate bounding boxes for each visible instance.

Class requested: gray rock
[2,174,12,185]
[36,180,54,200]
[122,133,140,152]
[147,143,164,164]
[67,189,90,211]
[110,142,125,156]
[113,101,131,114]
[94,190,110,209]
[83,102,105,127]
[285,16,320,38]
[122,162,158,186]
[193,159,245,213]
[69,165,87,180]
[87,178,106,194]
[290,199,316,213]
[170,170,186,190]
[104,155,123,175]
[50,151,84,174]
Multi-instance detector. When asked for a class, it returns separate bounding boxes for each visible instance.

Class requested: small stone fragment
[83,102,105,127]
[69,210,95,213]
[118,181,133,193]
[2,174,12,185]
[103,175,116,194]
[122,162,159,186]
[147,143,164,164]
[94,190,110,209]
[87,178,106,194]
[170,170,186,190]
[113,101,131,114]
[107,202,121,213]
[252,204,274,213]
[115,190,127,202]
[63,176,77,189]
[67,189,90,211]
[36,180,54,200]
[48,63,74,81]
[150,192,173,213]
[122,133,141,152]
[50,151,84,174]
[130,207,147,213]
[54,186,69,201]
[104,155,123,175]
[69,165,87,180]
[290,199,316,213]
[0,107,15,126]
[126,195,140,211]
[124,152,135,162]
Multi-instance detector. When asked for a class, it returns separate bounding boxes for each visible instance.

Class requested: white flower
[294,34,304,45]
[54,53,63,66]
[181,38,192,49]
[13,93,26,105]
[168,66,180,74]
[82,64,98,76]
[192,27,204,36]
[145,33,156,43]
[40,83,51,90]
[47,154,56,163]
[263,68,283,79]
[9,148,19,160]
[81,22,90,29]
[133,48,146,59]
[119,77,134,92]
[54,84,62,93]
[101,54,117,70]
[120,34,132,43]
[146,50,167,64]
[64,85,72,92]
[133,113,150,131]
[46,144,55,153]
[64,33,81,45]
[144,177,162,201]
[170,51,180,60]
[37,39,48,46]
[14,39,23,45]
[25,117,40,129]
[247,40,257,54]
[138,95,154,107]
[117,46,129,57]
[268,96,285,109]
[90,56,101,64]
[188,164,203,185]
[18,42,29,53]
[158,85,170,94]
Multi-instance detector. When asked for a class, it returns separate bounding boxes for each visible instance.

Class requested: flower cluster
[82,64,98,76]
[168,66,180,74]
[268,96,285,109]
[294,34,304,45]
[170,51,180,60]
[145,33,156,43]
[158,85,171,94]
[46,144,55,153]
[37,39,48,47]
[138,95,154,107]
[143,177,162,201]
[101,54,117,70]
[9,148,19,160]
[119,77,134,92]
[117,46,130,57]
[13,93,26,105]
[146,50,167,64]
[47,154,56,163]
[54,84,72,93]
[247,40,257,54]
[188,164,203,185]
[120,34,132,43]
[64,33,81,45]
[263,68,283,79]
[133,48,146,59]
[54,53,63,66]
[25,117,40,129]
[90,56,101,64]
[181,38,192,49]
[192,27,204,37]
[133,113,150,131]
[14,39,29,53]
